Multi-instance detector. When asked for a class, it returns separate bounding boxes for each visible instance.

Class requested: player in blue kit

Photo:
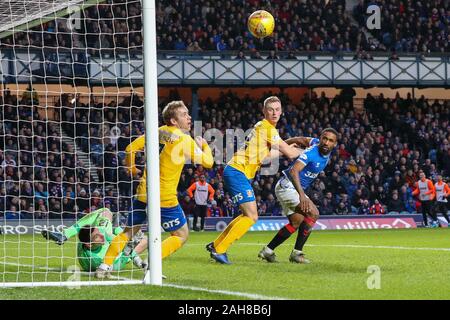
[258,128,338,264]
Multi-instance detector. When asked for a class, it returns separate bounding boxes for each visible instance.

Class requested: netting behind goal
[0,0,149,287]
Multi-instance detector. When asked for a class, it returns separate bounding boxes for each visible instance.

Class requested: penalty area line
[162,283,288,300]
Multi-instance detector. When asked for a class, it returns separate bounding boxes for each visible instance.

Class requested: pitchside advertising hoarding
[1,214,448,235]
[205,214,449,232]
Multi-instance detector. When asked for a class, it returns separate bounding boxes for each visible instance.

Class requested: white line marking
[162,283,287,300]
[0,261,62,272]
[0,261,288,299]
[305,244,450,251]
[185,243,450,251]
[0,261,134,280]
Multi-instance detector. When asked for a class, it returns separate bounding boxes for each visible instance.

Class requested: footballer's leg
[207,166,256,264]
[260,178,302,262]
[161,204,189,259]
[290,199,319,264]
[208,201,256,264]
[96,200,146,279]
[96,225,141,279]
[127,235,148,269]
[260,212,304,263]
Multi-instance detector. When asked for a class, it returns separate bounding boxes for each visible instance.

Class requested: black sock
[442,212,450,223]
[422,212,428,226]
[294,217,316,251]
[267,223,297,250]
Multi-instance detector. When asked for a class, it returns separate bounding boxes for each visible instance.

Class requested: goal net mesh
[0,0,148,287]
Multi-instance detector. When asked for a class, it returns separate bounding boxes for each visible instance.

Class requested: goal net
[0,0,157,287]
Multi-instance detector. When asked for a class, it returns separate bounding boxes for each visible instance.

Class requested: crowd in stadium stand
[353,0,450,53]
[2,86,449,220]
[2,0,448,55]
[0,88,91,219]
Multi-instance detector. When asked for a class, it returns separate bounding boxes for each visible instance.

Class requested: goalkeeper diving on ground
[41,207,148,272]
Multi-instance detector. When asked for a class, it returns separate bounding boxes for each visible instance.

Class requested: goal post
[0,0,162,288]
[142,0,162,286]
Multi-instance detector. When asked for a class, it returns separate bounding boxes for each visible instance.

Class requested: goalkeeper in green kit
[42,208,148,272]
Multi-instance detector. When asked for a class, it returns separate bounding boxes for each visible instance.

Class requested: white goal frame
[0,0,162,288]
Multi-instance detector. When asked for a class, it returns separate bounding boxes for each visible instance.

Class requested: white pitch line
[0,261,135,281]
[162,283,287,300]
[185,243,450,251]
[305,244,450,251]
[0,261,62,272]
[0,261,288,299]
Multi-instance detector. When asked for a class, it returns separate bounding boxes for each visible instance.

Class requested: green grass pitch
[1,228,449,300]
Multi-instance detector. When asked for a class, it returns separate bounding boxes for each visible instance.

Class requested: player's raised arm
[125,135,145,176]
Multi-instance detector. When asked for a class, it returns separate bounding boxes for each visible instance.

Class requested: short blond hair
[263,96,281,109]
[162,101,186,126]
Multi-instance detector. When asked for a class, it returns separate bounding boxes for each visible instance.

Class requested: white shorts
[275,176,308,216]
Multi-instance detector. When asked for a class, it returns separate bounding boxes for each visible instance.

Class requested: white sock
[98,263,112,271]
[264,246,274,254]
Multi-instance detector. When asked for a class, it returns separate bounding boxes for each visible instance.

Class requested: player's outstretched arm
[41,230,68,245]
[285,137,312,148]
[42,208,112,245]
[274,139,302,160]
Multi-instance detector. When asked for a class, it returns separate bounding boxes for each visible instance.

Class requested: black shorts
[435,201,449,213]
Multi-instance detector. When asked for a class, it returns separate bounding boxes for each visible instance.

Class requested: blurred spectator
[180,195,196,223]
[266,50,279,60]
[235,51,246,60]
[335,201,350,215]
[358,199,371,215]
[207,200,223,217]
[370,199,385,215]
[387,192,406,213]
[320,198,335,215]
